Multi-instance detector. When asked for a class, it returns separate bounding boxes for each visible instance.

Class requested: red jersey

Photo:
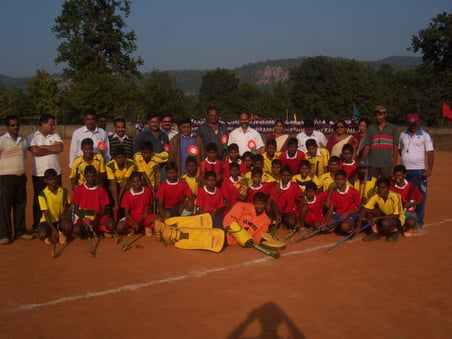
[329,185,361,214]
[196,186,224,213]
[199,158,222,176]
[341,160,358,180]
[221,177,242,208]
[391,180,423,214]
[121,186,153,222]
[156,179,192,208]
[246,182,274,203]
[279,150,305,175]
[222,159,247,179]
[304,191,328,224]
[270,181,302,215]
[72,183,110,215]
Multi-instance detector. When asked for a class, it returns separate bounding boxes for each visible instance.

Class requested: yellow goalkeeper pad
[164,213,213,228]
[161,226,225,253]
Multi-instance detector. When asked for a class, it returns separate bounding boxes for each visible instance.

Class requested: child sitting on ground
[299,181,328,230]
[349,158,377,204]
[246,167,274,203]
[134,141,169,188]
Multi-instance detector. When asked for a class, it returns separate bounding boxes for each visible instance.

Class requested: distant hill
[1,56,422,93]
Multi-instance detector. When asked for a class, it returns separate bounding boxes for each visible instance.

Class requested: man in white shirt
[69,109,110,167]
[29,114,64,232]
[296,119,327,153]
[228,112,264,156]
[399,114,434,226]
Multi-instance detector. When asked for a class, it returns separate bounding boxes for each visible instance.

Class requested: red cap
[406,114,420,124]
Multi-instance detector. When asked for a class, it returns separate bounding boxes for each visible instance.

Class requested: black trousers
[32,174,62,230]
[0,175,27,240]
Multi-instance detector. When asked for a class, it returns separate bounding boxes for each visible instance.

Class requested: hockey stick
[51,223,59,259]
[324,221,374,255]
[293,220,340,244]
[251,242,280,259]
[284,227,299,240]
[121,230,135,251]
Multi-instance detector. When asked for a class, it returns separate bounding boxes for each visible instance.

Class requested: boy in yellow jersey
[181,156,201,196]
[106,146,136,216]
[134,141,169,189]
[292,160,322,192]
[349,158,377,204]
[305,139,330,177]
[70,138,106,191]
[262,139,280,174]
[357,177,404,243]
[244,154,272,183]
[37,169,72,244]
[267,159,282,183]
[319,156,341,192]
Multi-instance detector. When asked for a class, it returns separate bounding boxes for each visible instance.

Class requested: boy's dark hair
[84,165,97,176]
[393,164,407,174]
[227,143,239,153]
[305,181,318,191]
[251,167,263,176]
[165,161,178,172]
[303,119,314,128]
[299,160,311,168]
[253,192,268,203]
[185,156,198,166]
[179,117,192,126]
[83,108,97,118]
[206,142,218,153]
[287,137,298,147]
[334,170,347,179]
[253,154,264,163]
[113,145,126,157]
[129,171,143,181]
[329,156,340,164]
[229,162,240,170]
[39,114,56,125]
[271,159,282,166]
[305,139,318,148]
[341,143,354,154]
[377,177,391,187]
[204,170,217,180]
[281,165,292,175]
[266,138,277,148]
[242,151,254,161]
[140,141,153,152]
[81,138,94,148]
[44,168,58,179]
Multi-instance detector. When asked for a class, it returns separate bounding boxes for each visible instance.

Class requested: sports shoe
[44,237,52,245]
[387,231,399,243]
[0,238,10,245]
[145,226,153,237]
[19,234,34,240]
[403,228,413,238]
[362,233,381,242]
[58,231,67,244]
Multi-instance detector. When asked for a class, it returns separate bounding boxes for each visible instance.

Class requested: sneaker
[19,234,34,240]
[403,229,413,238]
[44,237,52,245]
[387,231,399,243]
[0,238,10,245]
[145,227,153,237]
[362,233,381,242]
[58,231,67,244]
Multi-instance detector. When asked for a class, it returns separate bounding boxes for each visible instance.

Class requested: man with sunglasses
[361,106,399,178]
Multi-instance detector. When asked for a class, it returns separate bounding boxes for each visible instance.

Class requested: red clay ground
[0,142,451,339]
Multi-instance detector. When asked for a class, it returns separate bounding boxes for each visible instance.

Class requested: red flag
[442,102,452,123]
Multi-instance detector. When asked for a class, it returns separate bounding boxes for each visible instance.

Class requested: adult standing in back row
[361,105,399,178]
[196,107,229,159]
[228,112,265,155]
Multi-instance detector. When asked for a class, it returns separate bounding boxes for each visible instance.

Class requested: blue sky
[0,0,450,77]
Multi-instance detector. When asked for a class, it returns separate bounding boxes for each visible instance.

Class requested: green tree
[198,68,239,118]
[26,70,63,119]
[0,84,9,119]
[7,87,33,119]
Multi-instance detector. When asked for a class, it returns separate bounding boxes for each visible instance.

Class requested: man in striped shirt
[108,117,134,159]
[362,106,399,178]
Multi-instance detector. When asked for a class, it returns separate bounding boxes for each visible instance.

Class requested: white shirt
[228,127,264,155]
[296,130,327,153]
[30,130,63,176]
[69,125,110,167]
[399,128,434,170]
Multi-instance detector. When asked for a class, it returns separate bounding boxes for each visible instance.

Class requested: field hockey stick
[121,230,135,251]
[293,220,340,244]
[51,222,60,259]
[284,227,299,240]
[324,221,374,255]
[270,220,281,237]
[251,242,280,259]
[81,219,96,257]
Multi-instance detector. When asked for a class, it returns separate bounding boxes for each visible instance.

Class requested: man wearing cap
[361,105,399,178]
[399,113,434,227]
[228,112,264,156]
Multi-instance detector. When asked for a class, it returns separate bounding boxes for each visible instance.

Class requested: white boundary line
[15,218,452,312]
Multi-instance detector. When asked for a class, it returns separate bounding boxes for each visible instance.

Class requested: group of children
[36,135,423,248]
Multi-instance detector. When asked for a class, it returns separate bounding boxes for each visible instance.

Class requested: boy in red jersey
[156,161,194,219]
[271,165,303,230]
[246,167,274,203]
[222,143,247,179]
[340,143,358,180]
[391,165,423,237]
[117,171,159,235]
[222,162,244,212]
[196,171,225,227]
[300,181,327,229]
[279,137,305,175]
[322,170,361,234]
[71,165,116,236]
[199,142,222,185]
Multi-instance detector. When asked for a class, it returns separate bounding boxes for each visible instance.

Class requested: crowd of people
[0,105,434,252]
